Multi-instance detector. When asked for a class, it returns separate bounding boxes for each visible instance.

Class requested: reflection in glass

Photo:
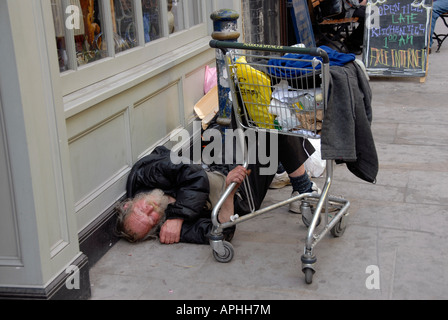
[168,0,184,33]
[52,0,108,69]
[142,0,162,43]
[51,0,71,71]
[51,0,204,72]
[112,0,137,52]
[188,0,202,27]
[77,0,107,66]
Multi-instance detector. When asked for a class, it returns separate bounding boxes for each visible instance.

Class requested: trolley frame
[208,40,350,284]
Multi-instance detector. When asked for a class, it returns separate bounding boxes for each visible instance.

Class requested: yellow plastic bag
[235,56,275,129]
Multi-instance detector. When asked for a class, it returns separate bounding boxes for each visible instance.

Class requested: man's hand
[218,166,251,223]
[226,166,250,192]
[160,219,183,244]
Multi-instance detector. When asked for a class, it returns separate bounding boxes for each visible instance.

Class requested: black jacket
[126,146,236,244]
[126,146,210,222]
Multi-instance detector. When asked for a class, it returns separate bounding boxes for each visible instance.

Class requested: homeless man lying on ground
[115,135,318,245]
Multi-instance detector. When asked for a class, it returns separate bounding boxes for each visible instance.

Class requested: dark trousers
[234,134,314,215]
[180,115,315,244]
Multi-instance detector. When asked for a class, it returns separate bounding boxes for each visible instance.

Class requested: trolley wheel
[302,212,321,228]
[330,215,347,237]
[303,268,315,284]
[213,241,234,263]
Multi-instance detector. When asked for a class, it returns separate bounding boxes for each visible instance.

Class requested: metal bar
[218,191,315,231]
[305,159,334,250]
[133,0,145,46]
[310,201,350,249]
[209,40,330,63]
[61,0,77,70]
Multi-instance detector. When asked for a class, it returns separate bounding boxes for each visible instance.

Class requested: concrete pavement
[89,25,448,300]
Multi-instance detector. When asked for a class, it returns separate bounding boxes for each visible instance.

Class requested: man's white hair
[115,189,172,242]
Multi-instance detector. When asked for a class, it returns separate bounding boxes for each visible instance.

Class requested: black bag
[320,0,343,18]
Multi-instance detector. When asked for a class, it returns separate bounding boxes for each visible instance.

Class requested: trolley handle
[209,40,329,63]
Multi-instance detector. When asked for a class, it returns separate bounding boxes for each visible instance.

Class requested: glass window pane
[141,0,163,43]
[112,0,138,52]
[51,0,70,72]
[168,0,185,33]
[188,0,202,27]
[77,0,108,66]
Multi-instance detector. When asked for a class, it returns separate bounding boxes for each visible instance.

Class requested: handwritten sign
[363,0,433,77]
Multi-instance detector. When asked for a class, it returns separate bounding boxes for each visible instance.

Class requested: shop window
[112,0,137,52]
[142,0,163,42]
[188,0,203,27]
[168,0,203,34]
[52,0,70,72]
[51,0,206,78]
[51,0,107,70]
[78,0,108,64]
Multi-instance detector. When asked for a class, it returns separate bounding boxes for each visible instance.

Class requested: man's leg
[232,161,276,215]
[277,135,319,213]
[278,135,315,192]
[289,167,315,194]
[232,133,309,214]
[230,129,315,215]
[431,0,448,47]
[289,164,306,177]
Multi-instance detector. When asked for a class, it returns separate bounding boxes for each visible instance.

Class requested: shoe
[289,182,321,214]
[269,171,291,189]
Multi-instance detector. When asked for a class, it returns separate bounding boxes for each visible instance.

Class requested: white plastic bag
[305,138,326,177]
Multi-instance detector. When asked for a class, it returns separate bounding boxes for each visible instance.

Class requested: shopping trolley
[208,40,350,284]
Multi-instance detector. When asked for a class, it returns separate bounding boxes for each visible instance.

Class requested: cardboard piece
[194,85,219,129]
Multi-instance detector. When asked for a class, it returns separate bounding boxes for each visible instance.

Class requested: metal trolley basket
[208,40,350,284]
